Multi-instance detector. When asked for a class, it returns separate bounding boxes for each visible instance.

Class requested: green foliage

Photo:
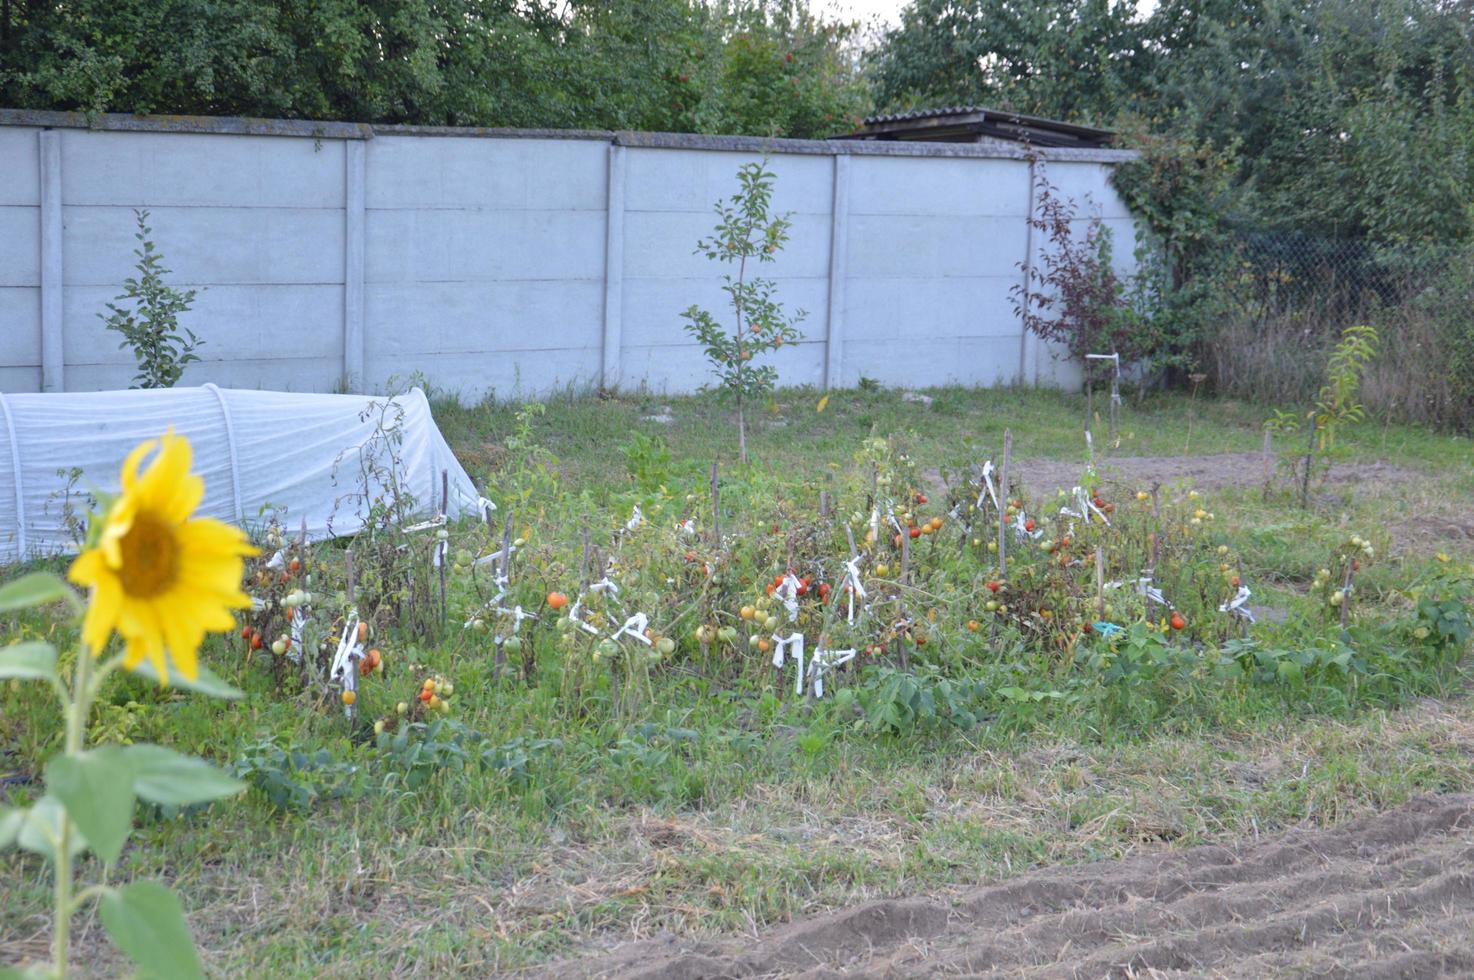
[99,881,204,980]
[0,0,869,139]
[623,431,672,492]
[869,0,1145,123]
[1409,560,1474,654]
[681,160,806,462]
[5,387,1474,972]
[100,209,202,390]
[1013,165,1150,382]
[231,737,362,812]
[0,572,242,979]
[1265,324,1379,501]
[1313,324,1379,452]
[852,665,987,736]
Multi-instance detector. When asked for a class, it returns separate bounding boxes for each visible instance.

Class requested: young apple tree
[681,160,805,464]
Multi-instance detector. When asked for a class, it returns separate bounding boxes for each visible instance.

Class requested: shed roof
[833,106,1115,149]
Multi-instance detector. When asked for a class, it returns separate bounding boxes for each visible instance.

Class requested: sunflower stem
[53,646,94,978]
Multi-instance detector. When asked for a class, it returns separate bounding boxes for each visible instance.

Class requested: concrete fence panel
[0,111,1138,400]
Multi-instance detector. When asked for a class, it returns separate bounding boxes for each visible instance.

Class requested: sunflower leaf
[0,642,58,683]
[17,795,89,863]
[99,881,204,980]
[0,806,25,849]
[0,572,82,615]
[127,660,243,700]
[125,745,245,806]
[46,748,136,864]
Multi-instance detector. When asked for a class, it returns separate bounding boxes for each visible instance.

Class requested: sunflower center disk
[117,512,180,598]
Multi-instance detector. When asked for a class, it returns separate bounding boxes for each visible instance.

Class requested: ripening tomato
[547,591,569,610]
[1170,612,1186,631]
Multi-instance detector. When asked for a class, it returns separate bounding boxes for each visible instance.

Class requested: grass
[3,384,1473,976]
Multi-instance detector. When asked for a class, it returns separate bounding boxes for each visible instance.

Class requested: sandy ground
[547,793,1474,979]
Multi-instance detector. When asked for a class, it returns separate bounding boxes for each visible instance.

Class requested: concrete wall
[0,111,1138,399]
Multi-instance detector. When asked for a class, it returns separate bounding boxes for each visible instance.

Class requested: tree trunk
[737,395,747,465]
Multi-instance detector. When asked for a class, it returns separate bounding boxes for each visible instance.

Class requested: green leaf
[126,659,242,699]
[0,642,58,683]
[0,806,24,849]
[46,748,136,864]
[100,881,204,980]
[0,572,82,614]
[17,795,88,862]
[0,963,57,979]
[126,745,245,806]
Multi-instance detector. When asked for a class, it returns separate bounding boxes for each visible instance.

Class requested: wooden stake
[493,511,512,678]
[1300,419,1316,510]
[345,551,356,606]
[438,469,449,631]
[997,429,1011,582]
[1095,545,1106,621]
[1148,482,1162,610]
[709,461,721,547]
[1340,559,1355,630]
[1261,426,1274,501]
[819,490,830,519]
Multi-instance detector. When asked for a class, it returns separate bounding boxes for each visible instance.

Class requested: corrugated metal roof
[862,105,983,124]
[835,106,1114,148]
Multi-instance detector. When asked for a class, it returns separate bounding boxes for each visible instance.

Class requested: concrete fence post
[601,141,627,391]
[823,153,849,391]
[39,130,63,392]
[343,139,366,393]
[1017,155,1038,386]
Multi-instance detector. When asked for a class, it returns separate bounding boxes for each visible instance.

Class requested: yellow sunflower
[67,429,257,682]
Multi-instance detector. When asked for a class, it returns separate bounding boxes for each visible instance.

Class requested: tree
[101,210,202,390]
[0,0,871,139]
[680,161,806,465]
[868,0,1148,124]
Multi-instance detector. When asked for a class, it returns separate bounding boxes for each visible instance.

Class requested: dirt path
[547,793,1474,979]
[1012,452,1418,498]
[922,453,1474,555]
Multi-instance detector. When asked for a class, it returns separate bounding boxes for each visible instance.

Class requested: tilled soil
[1012,452,1418,499]
[547,793,1474,979]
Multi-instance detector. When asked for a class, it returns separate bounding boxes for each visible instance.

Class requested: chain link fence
[1198,229,1474,430]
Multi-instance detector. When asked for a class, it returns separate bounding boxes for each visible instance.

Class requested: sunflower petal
[119,438,159,491]
[159,609,203,682]
[81,576,122,657]
[133,430,205,524]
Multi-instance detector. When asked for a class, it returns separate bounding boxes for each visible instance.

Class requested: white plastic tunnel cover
[0,385,486,565]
